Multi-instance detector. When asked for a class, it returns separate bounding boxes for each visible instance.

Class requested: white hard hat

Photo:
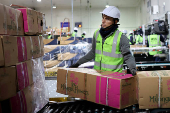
[129,31,133,34]
[122,30,127,34]
[83,31,86,34]
[74,27,78,31]
[48,32,51,35]
[100,6,120,19]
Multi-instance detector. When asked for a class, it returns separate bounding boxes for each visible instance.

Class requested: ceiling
[0,0,141,9]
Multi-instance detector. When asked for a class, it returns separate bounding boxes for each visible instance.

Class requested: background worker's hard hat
[48,32,51,35]
[74,27,78,31]
[122,30,127,34]
[129,31,133,34]
[83,31,86,34]
[100,6,120,19]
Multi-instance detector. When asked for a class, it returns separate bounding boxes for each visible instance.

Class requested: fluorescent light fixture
[53,6,56,8]
[105,5,109,8]
[37,0,41,2]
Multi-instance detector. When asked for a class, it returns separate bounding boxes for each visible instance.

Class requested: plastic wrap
[32,57,49,113]
[43,42,92,72]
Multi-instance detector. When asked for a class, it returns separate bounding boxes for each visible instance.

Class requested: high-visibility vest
[136,35,143,44]
[148,34,162,55]
[94,29,124,72]
[71,31,77,37]
[128,35,132,45]
[48,35,51,39]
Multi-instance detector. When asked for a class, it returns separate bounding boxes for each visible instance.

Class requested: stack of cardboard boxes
[0,3,48,113]
[57,68,170,110]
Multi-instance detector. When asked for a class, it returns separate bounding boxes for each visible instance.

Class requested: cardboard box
[17,8,38,35]
[137,70,170,109]
[57,68,136,109]
[0,3,24,36]
[58,37,70,41]
[36,11,43,35]
[59,40,74,45]
[58,52,77,60]
[0,38,4,66]
[0,57,44,101]
[43,60,61,68]
[0,36,44,66]
[43,14,46,34]
[130,45,147,54]
[0,84,34,113]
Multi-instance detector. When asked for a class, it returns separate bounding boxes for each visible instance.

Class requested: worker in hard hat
[71,27,78,37]
[135,30,143,44]
[122,30,127,36]
[70,6,136,76]
[81,31,86,40]
[47,32,52,39]
[128,31,134,45]
[67,32,71,37]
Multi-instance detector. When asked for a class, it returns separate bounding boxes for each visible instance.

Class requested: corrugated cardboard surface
[0,84,34,113]
[58,52,77,60]
[36,11,43,35]
[0,38,4,66]
[43,60,61,68]
[1,36,44,66]
[130,45,147,54]
[137,70,170,109]
[57,68,136,109]
[44,45,61,53]
[59,40,74,45]
[58,37,70,41]
[0,3,24,36]
[0,66,17,101]
[17,8,38,35]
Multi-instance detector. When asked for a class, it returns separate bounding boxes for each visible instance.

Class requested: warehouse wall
[136,0,170,27]
[37,7,137,38]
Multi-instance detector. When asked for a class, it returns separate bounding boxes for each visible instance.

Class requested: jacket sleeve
[120,35,137,75]
[76,33,96,65]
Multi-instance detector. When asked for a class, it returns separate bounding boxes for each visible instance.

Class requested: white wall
[136,0,170,27]
[37,7,137,38]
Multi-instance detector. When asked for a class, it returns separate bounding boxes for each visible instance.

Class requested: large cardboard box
[59,40,74,45]
[0,84,34,113]
[0,57,45,101]
[137,70,170,109]
[0,38,4,66]
[0,3,24,36]
[0,36,44,66]
[57,68,136,109]
[43,60,61,68]
[43,14,46,34]
[58,37,70,41]
[17,8,38,35]
[130,45,147,54]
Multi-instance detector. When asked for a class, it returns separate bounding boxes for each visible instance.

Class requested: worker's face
[102,14,117,28]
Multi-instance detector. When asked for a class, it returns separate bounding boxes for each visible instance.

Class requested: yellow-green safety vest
[48,35,51,39]
[128,35,132,45]
[71,31,77,37]
[136,35,143,44]
[94,29,124,72]
[148,34,162,55]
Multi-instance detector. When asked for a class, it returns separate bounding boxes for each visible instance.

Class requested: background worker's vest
[71,32,77,37]
[94,29,124,72]
[136,35,143,44]
[48,35,51,39]
[128,35,132,44]
[148,34,162,55]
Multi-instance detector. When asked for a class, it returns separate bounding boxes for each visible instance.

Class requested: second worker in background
[70,6,136,76]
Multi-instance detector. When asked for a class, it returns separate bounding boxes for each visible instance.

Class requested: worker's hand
[131,69,136,76]
[69,63,80,68]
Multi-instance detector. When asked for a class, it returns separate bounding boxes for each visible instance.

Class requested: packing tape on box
[156,72,162,108]
[15,9,18,35]
[66,69,68,95]
[20,37,25,61]
[106,77,109,106]
[30,36,34,59]
[38,36,42,55]
[3,5,7,34]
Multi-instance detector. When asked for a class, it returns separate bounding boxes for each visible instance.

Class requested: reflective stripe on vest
[94,30,123,72]
[95,30,123,58]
